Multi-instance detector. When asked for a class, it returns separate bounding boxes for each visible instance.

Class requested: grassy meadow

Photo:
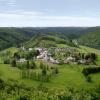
[0,46,100,90]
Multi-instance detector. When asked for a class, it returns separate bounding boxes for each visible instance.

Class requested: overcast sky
[0,0,100,27]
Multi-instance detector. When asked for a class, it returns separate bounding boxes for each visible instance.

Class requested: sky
[0,0,100,27]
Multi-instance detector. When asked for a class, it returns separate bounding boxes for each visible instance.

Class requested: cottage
[21,46,26,51]
[67,56,75,62]
[29,48,33,51]
[17,58,27,63]
[78,59,86,64]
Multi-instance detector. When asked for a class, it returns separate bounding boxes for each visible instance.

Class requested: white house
[17,58,27,63]
[64,56,75,63]
[29,48,33,51]
[21,46,26,51]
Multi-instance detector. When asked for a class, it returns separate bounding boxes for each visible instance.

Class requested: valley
[0,27,100,100]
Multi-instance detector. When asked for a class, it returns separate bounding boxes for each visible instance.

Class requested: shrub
[26,60,30,69]
[82,67,100,76]
[86,75,92,83]
[4,59,10,64]
[11,59,16,67]
[39,62,44,69]
[42,68,47,76]
[30,61,36,69]
[54,67,59,74]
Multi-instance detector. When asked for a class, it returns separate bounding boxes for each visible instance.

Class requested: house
[51,60,60,64]
[36,48,60,64]
[78,58,92,65]
[64,56,75,64]
[21,46,26,51]
[37,50,51,61]
[50,57,60,64]
[78,59,86,64]
[17,58,27,63]
[67,56,75,62]
[35,47,46,53]
[29,48,33,51]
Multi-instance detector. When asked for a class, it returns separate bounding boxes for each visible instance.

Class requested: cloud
[7,0,16,7]
[7,10,44,16]
[0,0,16,6]
[0,0,7,1]
[0,11,99,27]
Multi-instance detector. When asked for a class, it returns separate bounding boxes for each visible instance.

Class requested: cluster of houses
[21,46,33,51]
[35,48,60,64]
[19,46,94,65]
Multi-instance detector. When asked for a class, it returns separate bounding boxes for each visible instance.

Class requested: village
[16,46,96,65]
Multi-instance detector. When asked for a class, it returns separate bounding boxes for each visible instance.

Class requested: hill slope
[0,27,100,50]
[0,27,35,50]
[24,33,76,48]
[79,29,100,49]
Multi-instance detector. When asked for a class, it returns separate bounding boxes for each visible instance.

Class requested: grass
[78,46,100,55]
[91,73,100,85]
[0,63,100,90]
[0,46,100,90]
[56,44,69,48]
[0,64,20,80]
[2,47,19,54]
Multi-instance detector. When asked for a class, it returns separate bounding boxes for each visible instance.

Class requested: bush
[86,76,92,83]
[0,78,100,100]
[11,59,16,67]
[19,95,30,100]
[54,67,59,74]
[30,61,36,69]
[4,59,10,64]
[82,67,100,76]
[42,68,47,76]
[39,62,44,69]
[17,62,27,69]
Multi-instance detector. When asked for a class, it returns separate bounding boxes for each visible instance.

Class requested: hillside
[0,45,100,99]
[0,27,100,50]
[79,29,100,49]
[24,33,77,48]
[0,27,36,50]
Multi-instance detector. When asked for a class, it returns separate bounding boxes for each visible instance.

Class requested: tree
[11,59,16,67]
[90,53,97,61]
[55,67,59,74]
[82,53,85,59]
[40,62,44,69]
[30,61,36,69]
[26,61,30,69]
[14,52,20,60]
[42,68,47,76]
[4,58,10,64]
[86,75,92,83]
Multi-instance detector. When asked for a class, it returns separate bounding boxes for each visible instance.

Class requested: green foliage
[30,60,36,69]
[54,67,59,74]
[4,58,10,64]
[11,59,16,67]
[42,67,47,76]
[24,34,76,48]
[86,75,92,83]
[0,28,34,50]
[0,78,100,100]
[82,67,100,76]
[79,29,100,49]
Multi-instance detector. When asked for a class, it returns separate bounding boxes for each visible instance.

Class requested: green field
[0,46,100,90]
[0,62,100,91]
[0,46,100,99]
